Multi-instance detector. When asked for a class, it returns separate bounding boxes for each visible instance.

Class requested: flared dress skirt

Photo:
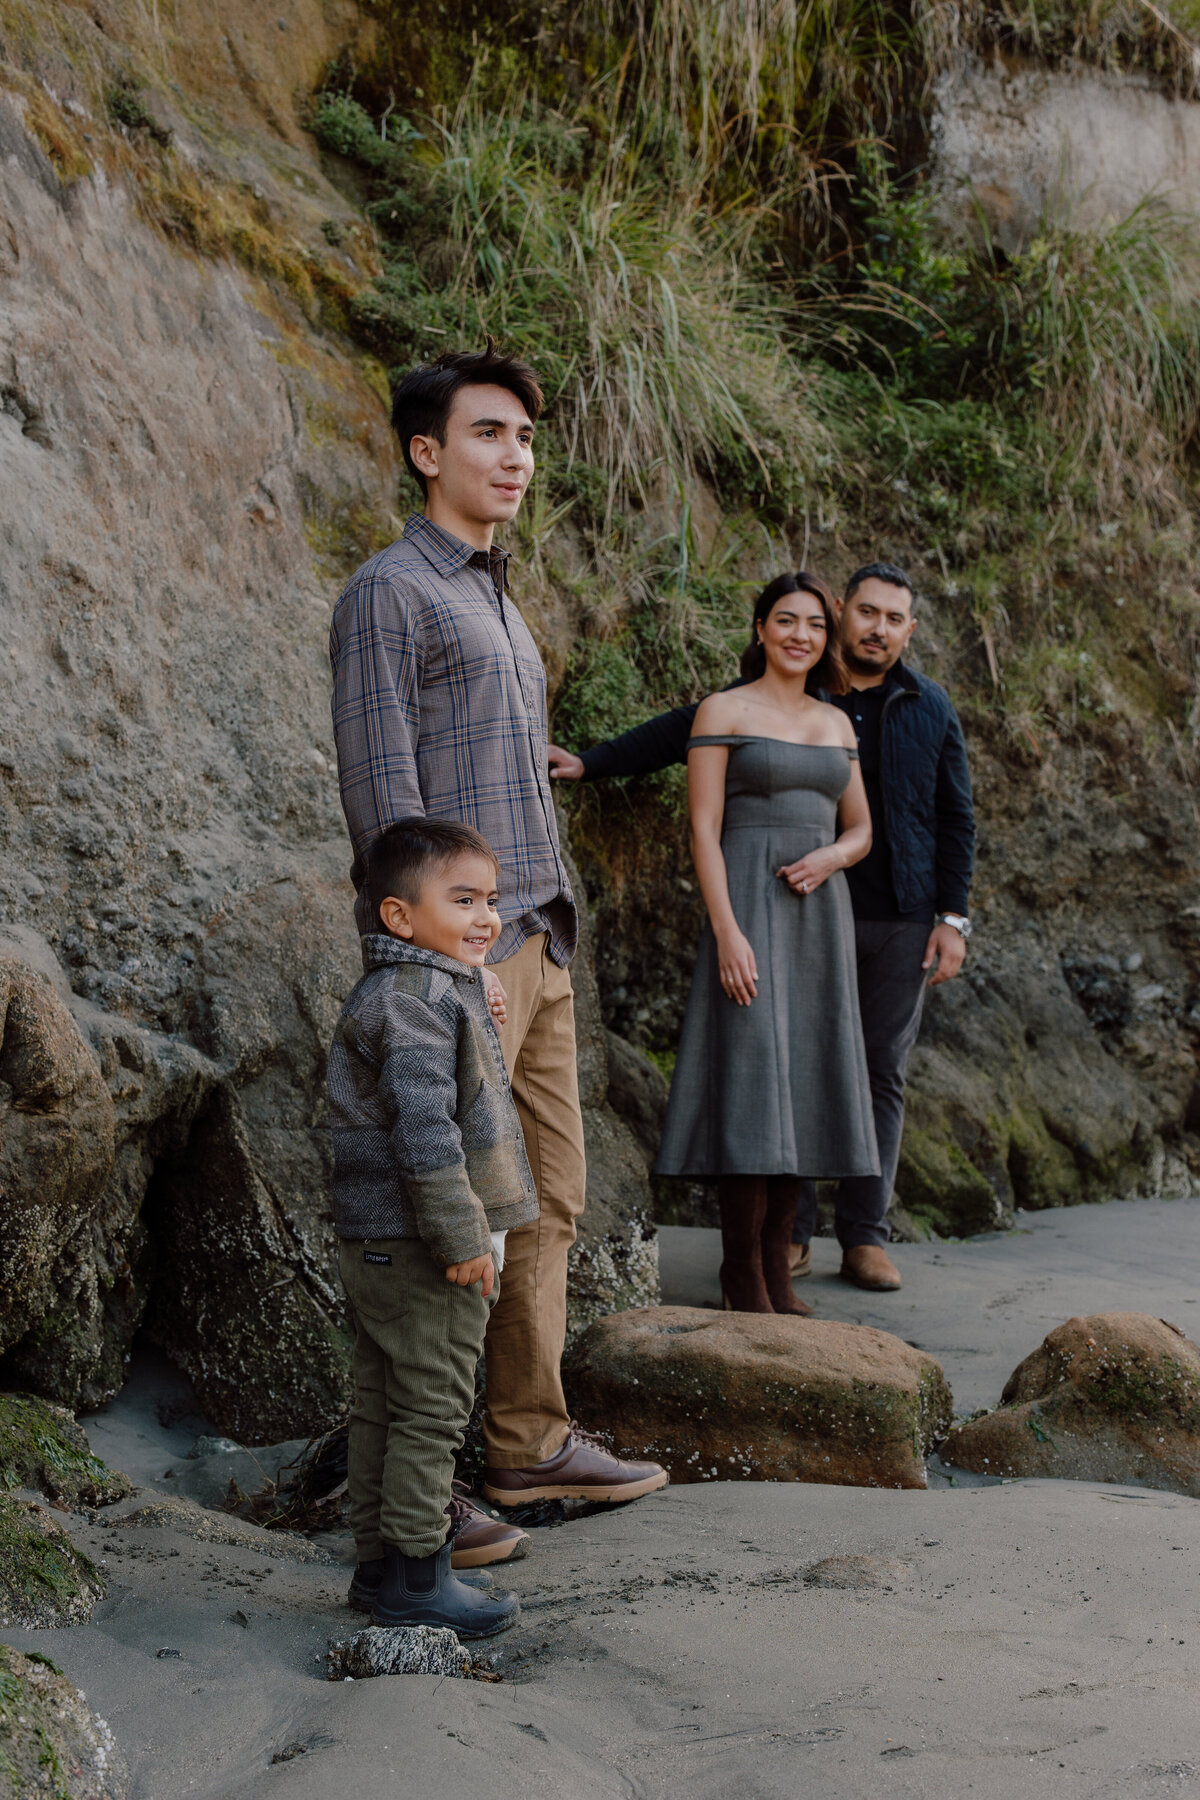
[655,735,881,1180]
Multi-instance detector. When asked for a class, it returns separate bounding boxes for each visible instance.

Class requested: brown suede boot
[840,1245,902,1291]
[761,1177,815,1316]
[716,1176,774,1312]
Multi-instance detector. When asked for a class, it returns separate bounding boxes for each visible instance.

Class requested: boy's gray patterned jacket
[327,935,538,1266]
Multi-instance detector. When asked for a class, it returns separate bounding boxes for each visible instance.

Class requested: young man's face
[836,577,916,677]
[378,851,502,967]
[410,383,535,528]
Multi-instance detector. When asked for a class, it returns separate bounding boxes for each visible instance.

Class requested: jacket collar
[402,513,512,587]
[360,933,480,983]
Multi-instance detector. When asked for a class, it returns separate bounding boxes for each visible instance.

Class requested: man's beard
[843,639,896,674]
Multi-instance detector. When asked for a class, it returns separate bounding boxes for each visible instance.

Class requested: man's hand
[445,1253,495,1297]
[481,967,507,1028]
[923,922,966,987]
[777,846,841,896]
[547,744,585,781]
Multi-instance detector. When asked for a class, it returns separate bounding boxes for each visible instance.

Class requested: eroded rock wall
[0,10,656,1438]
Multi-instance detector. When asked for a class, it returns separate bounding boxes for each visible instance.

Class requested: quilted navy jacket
[577,660,975,917]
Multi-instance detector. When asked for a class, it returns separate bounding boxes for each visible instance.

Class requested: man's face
[836,577,916,676]
[410,383,535,526]
[379,851,502,967]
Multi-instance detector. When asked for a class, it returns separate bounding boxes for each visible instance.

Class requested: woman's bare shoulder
[691,689,744,735]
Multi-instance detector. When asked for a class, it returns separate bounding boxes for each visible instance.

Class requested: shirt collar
[360,933,481,983]
[403,513,512,590]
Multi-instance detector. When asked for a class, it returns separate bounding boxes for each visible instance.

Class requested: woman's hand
[777,845,841,897]
[481,967,508,1027]
[716,926,758,1005]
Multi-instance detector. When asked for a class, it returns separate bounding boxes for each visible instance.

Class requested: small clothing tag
[362,1249,392,1265]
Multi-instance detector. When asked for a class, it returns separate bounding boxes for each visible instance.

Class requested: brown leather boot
[840,1245,902,1291]
[448,1481,529,1568]
[716,1175,774,1312]
[483,1424,668,1506]
[761,1177,814,1316]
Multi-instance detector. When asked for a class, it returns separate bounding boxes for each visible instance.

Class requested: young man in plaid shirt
[329,344,666,1546]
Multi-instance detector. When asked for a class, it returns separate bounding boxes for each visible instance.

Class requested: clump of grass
[134,161,358,325]
[922,0,1200,95]
[106,74,172,144]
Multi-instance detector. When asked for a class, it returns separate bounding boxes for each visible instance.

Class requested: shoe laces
[447,1479,476,1530]
[566,1420,613,1454]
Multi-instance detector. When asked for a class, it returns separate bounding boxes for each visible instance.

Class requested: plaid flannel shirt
[329,513,577,966]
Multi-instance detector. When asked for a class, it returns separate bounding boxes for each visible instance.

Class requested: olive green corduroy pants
[339,1237,497,1560]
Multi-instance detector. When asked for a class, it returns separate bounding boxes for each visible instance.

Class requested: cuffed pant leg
[483,935,588,1469]
[833,920,931,1250]
[339,1238,493,1559]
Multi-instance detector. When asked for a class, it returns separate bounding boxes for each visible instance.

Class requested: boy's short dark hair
[390,340,544,496]
[844,561,915,607]
[366,817,499,924]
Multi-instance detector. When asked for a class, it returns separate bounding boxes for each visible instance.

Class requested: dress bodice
[686,734,856,835]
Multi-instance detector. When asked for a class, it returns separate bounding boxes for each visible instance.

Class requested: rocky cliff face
[0,2,655,1440]
[0,2,1196,1440]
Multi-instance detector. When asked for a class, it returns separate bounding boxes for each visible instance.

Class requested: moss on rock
[0,1494,105,1629]
[0,1393,131,1508]
[0,1643,126,1799]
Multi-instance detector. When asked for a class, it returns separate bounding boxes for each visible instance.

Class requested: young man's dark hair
[366,816,499,923]
[390,341,545,496]
[845,561,914,604]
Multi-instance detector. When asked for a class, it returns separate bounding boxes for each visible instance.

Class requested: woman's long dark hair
[739,572,849,694]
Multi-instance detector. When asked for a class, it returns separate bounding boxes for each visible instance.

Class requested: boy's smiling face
[377,850,501,967]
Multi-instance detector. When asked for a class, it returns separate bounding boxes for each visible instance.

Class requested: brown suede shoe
[483,1423,668,1507]
[788,1242,812,1279]
[448,1481,529,1568]
[840,1245,902,1291]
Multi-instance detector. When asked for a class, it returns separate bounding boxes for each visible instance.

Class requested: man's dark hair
[844,561,914,606]
[390,340,544,496]
[366,816,499,925]
[740,572,849,695]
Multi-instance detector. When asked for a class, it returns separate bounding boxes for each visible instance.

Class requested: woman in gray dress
[655,573,879,1313]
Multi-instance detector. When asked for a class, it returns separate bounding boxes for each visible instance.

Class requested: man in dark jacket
[547,563,976,1293]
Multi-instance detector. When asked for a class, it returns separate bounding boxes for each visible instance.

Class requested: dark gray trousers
[792,919,931,1250]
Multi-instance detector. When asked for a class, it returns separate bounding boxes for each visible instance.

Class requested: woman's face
[757,590,828,678]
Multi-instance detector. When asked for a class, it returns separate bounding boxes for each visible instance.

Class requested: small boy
[327,816,539,1638]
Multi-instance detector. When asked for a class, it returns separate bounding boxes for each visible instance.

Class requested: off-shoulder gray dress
[655,735,880,1180]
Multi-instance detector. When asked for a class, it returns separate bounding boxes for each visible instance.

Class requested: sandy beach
[5,1194,1200,1799]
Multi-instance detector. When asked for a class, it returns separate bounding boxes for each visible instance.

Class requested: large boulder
[565,1305,953,1489]
[1,955,213,1410]
[0,1392,130,1507]
[943,1311,1200,1493]
[0,957,115,1356]
[0,1644,127,1800]
[0,1494,105,1629]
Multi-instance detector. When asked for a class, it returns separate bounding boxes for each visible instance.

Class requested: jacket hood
[359,934,481,983]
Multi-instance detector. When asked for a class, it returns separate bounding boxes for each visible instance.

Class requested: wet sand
[6,1194,1200,1799]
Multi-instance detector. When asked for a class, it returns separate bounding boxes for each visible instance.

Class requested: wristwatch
[937,913,972,940]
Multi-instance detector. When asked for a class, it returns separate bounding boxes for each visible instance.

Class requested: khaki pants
[483,932,588,1468]
[339,1237,496,1559]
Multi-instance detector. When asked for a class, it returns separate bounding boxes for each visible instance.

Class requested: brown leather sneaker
[840,1245,902,1291]
[448,1481,529,1568]
[788,1242,812,1279]
[483,1423,668,1507]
